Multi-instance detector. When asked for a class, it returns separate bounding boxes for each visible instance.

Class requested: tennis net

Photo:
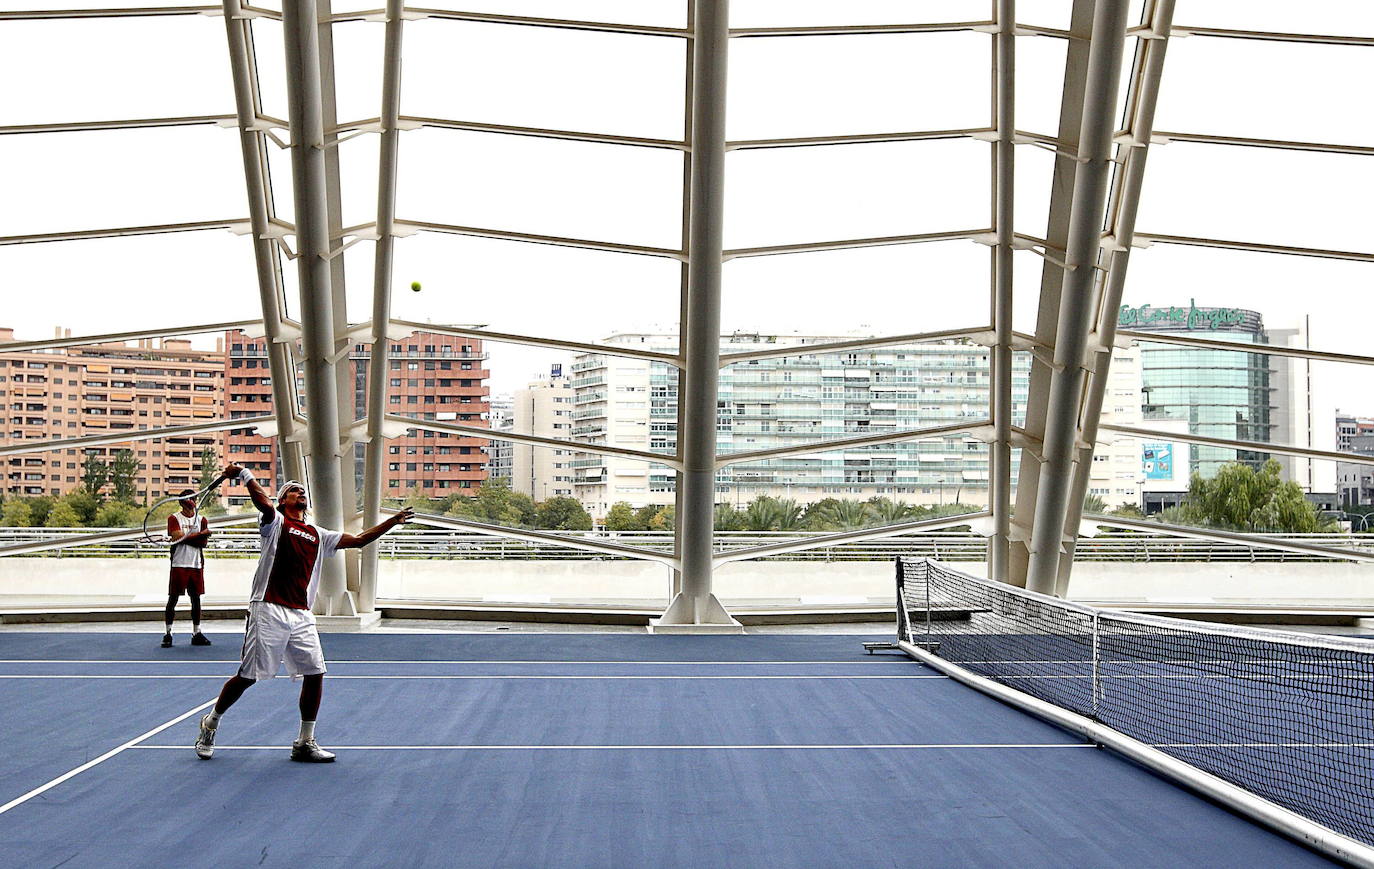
[897,558,1374,853]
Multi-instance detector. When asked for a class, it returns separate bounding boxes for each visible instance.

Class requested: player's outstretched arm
[336,508,415,550]
[223,463,275,520]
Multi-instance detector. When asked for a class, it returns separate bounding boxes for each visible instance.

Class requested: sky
[2,0,1371,456]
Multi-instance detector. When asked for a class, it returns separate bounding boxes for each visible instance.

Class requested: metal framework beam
[282,0,353,616]
[0,219,243,247]
[387,319,682,366]
[0,7,217,20]
[359,0,408,615]
[391,116,688,151]
[715,422,991,468]
[723,228,989,259]
[385,414,683,469]
[1019,0,1130,595]
[715,511,993,564]
[401,511,678,566]
[1117,329,1374,368]
[729,22,991,38]
[1150,130,1374,158]
[0,513,259,559]
[727,128,988,151]
[1132,232,1374,263]
[0,415,274,458]
[0,115,235,136]
[0,319,262,354]
[1056,0,1176,597]
[395,219,684,260]
[1082,515,1374,564]
[717,326,992,365]
[988,0,1016,582]
[222,0,306,484]
[1100,422,1374,468]
[366,8,689,39]
[655,0,737,630]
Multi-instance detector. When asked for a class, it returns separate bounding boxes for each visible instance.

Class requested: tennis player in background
[164,489,212,648]
[195,463,414,763]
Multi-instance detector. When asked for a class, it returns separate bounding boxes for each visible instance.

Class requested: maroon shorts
[169,567,205,596]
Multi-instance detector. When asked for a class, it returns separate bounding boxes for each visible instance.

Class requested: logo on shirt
[287,526,318,544]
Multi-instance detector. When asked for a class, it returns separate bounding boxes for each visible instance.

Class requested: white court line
[0,698,215,817]
[0,674,948,681]
[129,742,1094,751]
[0,659,908,666]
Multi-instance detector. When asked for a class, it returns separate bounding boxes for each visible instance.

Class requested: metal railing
[3,527,1372,563]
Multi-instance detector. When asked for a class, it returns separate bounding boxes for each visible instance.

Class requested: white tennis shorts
[237,601,327,680]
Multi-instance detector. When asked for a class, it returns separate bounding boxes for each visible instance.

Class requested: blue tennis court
[0,632,1342,868]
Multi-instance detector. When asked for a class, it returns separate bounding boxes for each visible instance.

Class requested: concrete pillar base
[649,591,744,634]
[315,611,382,632]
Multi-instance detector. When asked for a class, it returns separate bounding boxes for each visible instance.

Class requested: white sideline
[129,742,1097,751]
[0,699,215,817]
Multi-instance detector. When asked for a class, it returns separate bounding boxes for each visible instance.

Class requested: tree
[446,480,537,527]
[866,497,911,526]
[197,447,226,515]
[632,504,662,530]
[804,498,871,531]
[1175,459,1336,534]
[647,505,674,531]
[94,500,142,528]
[533,496,593,531]
[61,488,101,525]
[110,449,141,503]
[1109,503,1146,520]
[605,502,643,532]
[714,504,747,531]
[743,496,803,532]
[81,452,110,498]
[1082,493,1108,515]
[24,495,54,527]
[1,500,33,527]
[46,502,80,527]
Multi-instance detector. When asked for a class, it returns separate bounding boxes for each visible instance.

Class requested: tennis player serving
[196,463,414,763]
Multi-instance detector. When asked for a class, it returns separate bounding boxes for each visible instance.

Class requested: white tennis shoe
[195,714,216,759]
[290,740,335,763]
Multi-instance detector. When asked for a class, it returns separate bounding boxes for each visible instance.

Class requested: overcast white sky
[3,1,1371,453]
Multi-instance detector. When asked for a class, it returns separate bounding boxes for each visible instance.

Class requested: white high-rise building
[512,366,575,500]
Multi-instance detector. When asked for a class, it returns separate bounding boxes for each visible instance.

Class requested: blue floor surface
[0,632,1343,868]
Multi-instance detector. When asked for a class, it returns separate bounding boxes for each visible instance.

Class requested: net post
[923,559,934,650]
[1090,611,1101,721]
[894,559,909,644]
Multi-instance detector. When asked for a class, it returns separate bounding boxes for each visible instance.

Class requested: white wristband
[237,469,255,486]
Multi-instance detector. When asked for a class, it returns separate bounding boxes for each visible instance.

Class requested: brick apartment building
[224,329,490,506]
[1,327,225,501]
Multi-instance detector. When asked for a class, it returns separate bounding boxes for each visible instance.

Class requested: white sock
[206,710,222,729]
[297,720,316,744]
[192,623,202,634]
[164,623,173,634]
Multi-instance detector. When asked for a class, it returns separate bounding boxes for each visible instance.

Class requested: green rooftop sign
[1118,299,1246,331]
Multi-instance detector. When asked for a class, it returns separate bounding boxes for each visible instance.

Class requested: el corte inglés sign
[1118,299,1246,331]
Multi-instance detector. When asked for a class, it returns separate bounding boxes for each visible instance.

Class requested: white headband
[277,480,307,502]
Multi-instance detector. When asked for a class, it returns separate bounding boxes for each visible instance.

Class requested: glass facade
[1132,307,1274,478]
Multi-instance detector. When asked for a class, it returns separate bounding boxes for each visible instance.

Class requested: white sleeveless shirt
[169,511,206,569]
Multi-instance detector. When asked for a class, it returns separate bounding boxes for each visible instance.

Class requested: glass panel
[1014,32,1068,136]
[1153,37,1374,144]
[1,127,246,237]
[402,21,685,141]
[0,233,264,337]
[1,17,232,126]
[731,0,988,28]
[724,140,987,250]
[385,234,682,346]
[1135,145,1372,252]
[728,33,987,141]
[1119,244,1374,359]
[723,241,991,336]
[1172,0,1374,36]
[398,130,684,250]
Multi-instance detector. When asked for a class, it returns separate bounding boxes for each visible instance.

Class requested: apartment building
[223,329,491,505]
[510,367,575,500]
[1,327,224,501]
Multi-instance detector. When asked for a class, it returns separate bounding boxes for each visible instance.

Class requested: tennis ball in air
[410,281,422,292]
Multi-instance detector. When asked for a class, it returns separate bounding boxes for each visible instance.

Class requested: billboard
[1142,443,1173,480]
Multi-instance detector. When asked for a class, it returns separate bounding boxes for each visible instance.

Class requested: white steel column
[653,0,739,630]
[1056,0,1176,597]
[1024,0,1130,594]
[358,0,407,614]
[988,0,1016,581]
[282,0,353,616]
[222,0,305,483]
